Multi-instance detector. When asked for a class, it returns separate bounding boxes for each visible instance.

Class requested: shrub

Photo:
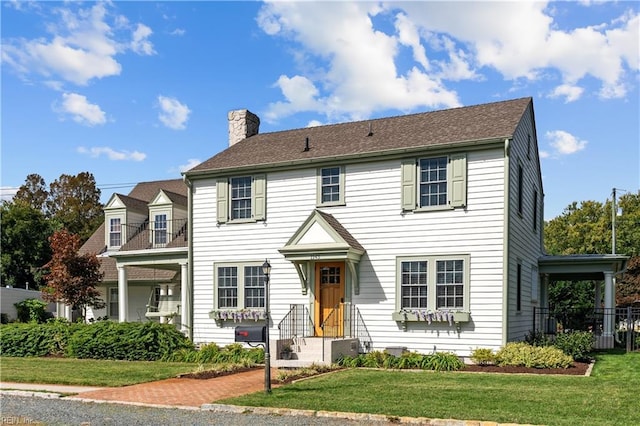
[524,330,553,347]
[422,352,464,371]
[0,319,77,357]
[470,348,496,365]
[336,351,463,371]
[67,321,194,361]
[496,342,572,369]
[14,299,52,323]
[162,342,264,364]
[553,331,594,361]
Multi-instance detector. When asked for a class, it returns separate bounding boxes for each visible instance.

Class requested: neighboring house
[80,179,189,331]
[86,97,626,363]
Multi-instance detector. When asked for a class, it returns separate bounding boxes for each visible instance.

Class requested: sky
[1,1,638,220]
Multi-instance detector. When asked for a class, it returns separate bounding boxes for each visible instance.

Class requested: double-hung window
[108,287,119,318]
[216,175,266,223]
[317,166,345,206]
[109,218,122,247]
[397,255,469,312]
[215,263,266,310]
[401,154,466,211]
[154,214,167,246]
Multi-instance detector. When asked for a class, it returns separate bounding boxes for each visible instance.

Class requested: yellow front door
[314,262,345,336]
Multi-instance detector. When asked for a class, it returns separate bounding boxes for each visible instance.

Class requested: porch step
[272,337,359,368]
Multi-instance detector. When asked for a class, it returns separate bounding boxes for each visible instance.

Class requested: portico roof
[538,254,628,281]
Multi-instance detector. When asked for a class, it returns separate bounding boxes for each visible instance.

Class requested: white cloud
[0,187,19,202]
[400,2,638,98]
[157,95,191,130]
[2,2,156,86]
[77,146,146,161]
[549,84,585,103]
[258,2,461,122]
[55,92,106,126]
[545,130,588,155]
[170,28,186,36]
[131,23,155,55]
[178,159,202,173]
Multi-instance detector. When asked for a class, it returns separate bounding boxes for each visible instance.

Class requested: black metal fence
[533,306,640,352]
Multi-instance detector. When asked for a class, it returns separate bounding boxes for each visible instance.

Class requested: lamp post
[262,259,271,394]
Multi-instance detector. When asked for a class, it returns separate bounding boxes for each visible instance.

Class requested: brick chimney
[228,109,260,146]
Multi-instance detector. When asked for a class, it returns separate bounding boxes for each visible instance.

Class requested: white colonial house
[84,97,627,364]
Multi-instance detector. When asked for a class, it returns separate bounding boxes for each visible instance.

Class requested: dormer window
[109,218,121,247]
[154,214,167,246]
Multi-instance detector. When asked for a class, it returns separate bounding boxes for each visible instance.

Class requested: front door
[314,262,345,336]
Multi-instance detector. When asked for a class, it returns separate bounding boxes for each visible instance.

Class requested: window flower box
[392,309,470,330]
[209,309,266,324]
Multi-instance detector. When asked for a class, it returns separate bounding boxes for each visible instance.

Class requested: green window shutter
[401,159,416,211]
[216,179,228,224]
[449,153,467,207]
[252,174,266,221]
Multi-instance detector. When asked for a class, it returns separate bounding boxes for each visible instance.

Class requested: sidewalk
[1,368,272,408]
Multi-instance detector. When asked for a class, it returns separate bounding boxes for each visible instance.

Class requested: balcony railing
[119,219,188,251]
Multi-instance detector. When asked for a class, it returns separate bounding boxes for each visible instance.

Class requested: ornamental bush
[163,342,264,364]
[496,342,572,368]
[470,347,496,365]
[553,331,594,361]
[67,321,194,361]
[0,319,79,357]
[336,350,464,371]
[14,299,53,323]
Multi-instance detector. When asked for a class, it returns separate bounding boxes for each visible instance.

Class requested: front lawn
[0,357,201,387]
[222,351,639,426]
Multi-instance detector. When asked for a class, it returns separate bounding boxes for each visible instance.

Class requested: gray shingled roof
[188,97,532,175]
[113,194,148,213]
[316,210,365,253]
[80,179,187,283]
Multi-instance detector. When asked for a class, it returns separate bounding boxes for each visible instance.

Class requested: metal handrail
[278,304,314,341]
[120,219,188,251]
[321,302,372,353]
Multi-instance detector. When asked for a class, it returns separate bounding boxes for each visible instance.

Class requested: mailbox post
[262,259,271,393]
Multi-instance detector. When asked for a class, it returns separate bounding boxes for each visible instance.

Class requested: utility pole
[612,187,617,255]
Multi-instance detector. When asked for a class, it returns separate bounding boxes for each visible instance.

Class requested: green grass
[1,352,638,425]
[0,357,202,387]
[222,351,640,426]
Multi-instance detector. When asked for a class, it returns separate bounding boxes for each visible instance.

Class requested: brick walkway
[73,368,277,408]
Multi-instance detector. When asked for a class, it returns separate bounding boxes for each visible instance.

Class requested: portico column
[602,271,615,348]
[159,284,168,324]
[180,262,189,335]
[117,266,128,322]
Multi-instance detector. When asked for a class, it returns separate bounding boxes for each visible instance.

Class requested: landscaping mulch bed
[462,361,592,375]
[178,366,259,380]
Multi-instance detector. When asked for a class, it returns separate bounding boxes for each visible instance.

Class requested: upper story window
[215,263,266,310]
[317,166,345,206]
[109,218,121,247]
[517,163,524,215]
[230,177,252,220]
[397,255,469,312]
[401,154,466,212]
[216,175,266,224]
[154,214,167,246]
[419,157,448,207]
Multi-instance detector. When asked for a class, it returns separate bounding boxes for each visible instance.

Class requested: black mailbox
[234,325,266,343]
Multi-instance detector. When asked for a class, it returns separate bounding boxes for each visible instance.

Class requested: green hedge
[1,320,193,361]
[67,321,194,361]
[336,350,464,371]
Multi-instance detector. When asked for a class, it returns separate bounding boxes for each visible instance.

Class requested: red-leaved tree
[42,230,105,320]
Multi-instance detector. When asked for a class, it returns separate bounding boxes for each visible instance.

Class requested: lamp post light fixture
[262,259,272,394]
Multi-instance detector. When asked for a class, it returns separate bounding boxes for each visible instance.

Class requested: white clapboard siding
[191,147,508,354]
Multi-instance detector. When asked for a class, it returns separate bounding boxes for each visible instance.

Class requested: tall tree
[41,230,105,320]
[544,192,640,307]
[0,201,54,289]
[13,173,49,212]
[46,172,103,242]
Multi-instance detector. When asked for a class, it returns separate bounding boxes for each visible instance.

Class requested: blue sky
[1,1,638,220]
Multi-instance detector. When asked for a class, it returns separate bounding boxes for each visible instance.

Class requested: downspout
[184,174,194,340]
[502,138,511,346]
